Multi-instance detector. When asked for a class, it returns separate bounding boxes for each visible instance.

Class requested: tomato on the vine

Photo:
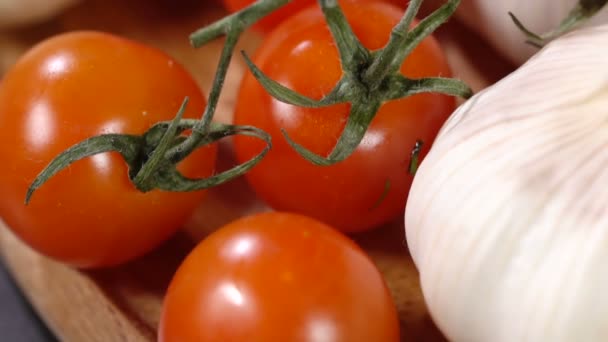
[159,211,400,342]
[233,1,456,232]
[0,31,217,268]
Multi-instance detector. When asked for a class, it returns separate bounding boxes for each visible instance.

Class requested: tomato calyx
[25,98,271,204]
[241,0,472,166]
[24,1,297,204]
[510,0,608,48]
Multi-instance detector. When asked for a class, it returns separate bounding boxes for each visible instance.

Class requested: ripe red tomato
[159,211,400,342]
[233,1,455,232]
[221,0,406,32]
[0,31,217,268]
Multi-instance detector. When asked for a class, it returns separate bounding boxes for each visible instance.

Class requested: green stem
[384,75,472,101]
[363,0,423,90]
[170,31,239,161]
[282,100,381,165]
[151,124,272,192]
[189,0,291,47]
[510,0,608,47]
[25,0,290,203]
[365,0,460,89]
[25,134,142,204]
[241,50,345,107]
[508,13,544,48]
[318,0,370,74]
[173,0,291,162]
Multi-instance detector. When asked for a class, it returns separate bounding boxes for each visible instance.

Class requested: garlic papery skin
[404,24,608,342]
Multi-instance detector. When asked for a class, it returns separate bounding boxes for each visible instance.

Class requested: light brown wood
[0,1,515,341]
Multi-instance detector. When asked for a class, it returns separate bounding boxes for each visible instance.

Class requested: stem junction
[242,0,471,166]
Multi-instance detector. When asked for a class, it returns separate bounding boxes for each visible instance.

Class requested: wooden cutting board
[0,1,515,341]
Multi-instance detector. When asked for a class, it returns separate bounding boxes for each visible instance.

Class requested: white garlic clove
[405,23,608,342]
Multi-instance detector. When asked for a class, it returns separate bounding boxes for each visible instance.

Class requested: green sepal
[383,75,473,101]
[364,0,461,86]
[25,134,143,204]
[318,0,370,73]
[282,101,380,166]
[189,0,292,47]
[241,51,345,108]
[153,124,271,192]
[132,97,189,191]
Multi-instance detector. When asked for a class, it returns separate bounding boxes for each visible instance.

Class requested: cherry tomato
[221,0,406,32]
[159,211,400,342]
[233,1,455,232]
[0,31,217,268]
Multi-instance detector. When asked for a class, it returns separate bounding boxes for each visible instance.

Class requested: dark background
[0,260,57,342]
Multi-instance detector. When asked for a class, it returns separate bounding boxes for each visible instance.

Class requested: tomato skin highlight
[233,1,455,232]
[159,211,400,342]
[0,31,217,268]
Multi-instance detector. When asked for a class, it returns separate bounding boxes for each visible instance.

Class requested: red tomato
[233,1,455,232]
[159,211,400,342]
[221,0,406,32]
[0,31,217,268]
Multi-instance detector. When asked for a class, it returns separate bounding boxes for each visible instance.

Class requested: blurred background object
[0,0,81,29]
[455,0,608,64]
[417,0,608,65]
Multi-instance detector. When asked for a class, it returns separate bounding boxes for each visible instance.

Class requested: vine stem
[318,0,369,74]
[189,0,291,47]
[25,0,473,202]
[25,0,292,202]
[363,0,423,89]
[510,0,608,47]
[168,0,292,163]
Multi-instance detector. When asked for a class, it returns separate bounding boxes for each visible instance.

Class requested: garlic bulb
[456,0,608,64]
[405,23,608,342]
[0,0,79,29]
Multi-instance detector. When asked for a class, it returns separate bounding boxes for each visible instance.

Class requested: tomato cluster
[0,0,457,340]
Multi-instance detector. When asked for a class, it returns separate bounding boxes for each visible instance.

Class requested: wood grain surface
[0,1,515,341]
